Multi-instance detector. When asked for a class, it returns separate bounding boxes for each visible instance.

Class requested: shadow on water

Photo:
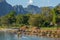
[0,31,60,40]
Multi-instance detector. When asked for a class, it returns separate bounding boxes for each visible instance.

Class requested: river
[0,31,60,40]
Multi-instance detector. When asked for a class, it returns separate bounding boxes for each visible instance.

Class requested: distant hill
[24,5,41,14]
[13,5,27,14]
[0,0,13,16]
[13,5,42,14]
[0,0,59,16]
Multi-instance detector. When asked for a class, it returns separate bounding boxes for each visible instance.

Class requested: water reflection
[0,31,60,40]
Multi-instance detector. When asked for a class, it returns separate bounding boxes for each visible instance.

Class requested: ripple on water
[19,35,59,40]
[0,32,59,40]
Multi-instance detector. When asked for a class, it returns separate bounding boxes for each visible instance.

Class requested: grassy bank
[40,27,57,30]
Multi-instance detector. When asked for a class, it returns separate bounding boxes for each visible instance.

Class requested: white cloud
[28,0,33,5]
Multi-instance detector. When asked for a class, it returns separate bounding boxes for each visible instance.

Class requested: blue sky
[6,0,60,7]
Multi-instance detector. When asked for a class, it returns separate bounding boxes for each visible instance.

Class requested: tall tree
[1,11,16,27]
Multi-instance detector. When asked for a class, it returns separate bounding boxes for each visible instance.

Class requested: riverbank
[17,26,60,38]
[0,26,60,38]
[0,27,18,34]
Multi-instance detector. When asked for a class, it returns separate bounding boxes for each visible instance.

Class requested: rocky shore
[17,26,60,38]
[0,26,60,38]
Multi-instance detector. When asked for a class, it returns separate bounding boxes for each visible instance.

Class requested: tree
[7,11,16,25]
[16,14,30,26]
[54,5,60,27]
[28,14,43,27]
[0,17,1,26]
[41,7,54,27]
[54,5,60,15]
[1,11,16,27]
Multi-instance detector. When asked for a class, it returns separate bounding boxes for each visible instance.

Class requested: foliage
[0,5,60,28]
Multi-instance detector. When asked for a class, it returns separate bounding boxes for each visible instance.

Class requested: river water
[0,31,60,40]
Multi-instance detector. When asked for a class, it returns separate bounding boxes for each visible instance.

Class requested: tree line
[0,5,60,28]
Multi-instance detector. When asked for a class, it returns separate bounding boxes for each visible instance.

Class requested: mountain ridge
[0,0,59,16]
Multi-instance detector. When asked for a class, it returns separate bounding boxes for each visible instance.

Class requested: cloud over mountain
[28,0,33,5]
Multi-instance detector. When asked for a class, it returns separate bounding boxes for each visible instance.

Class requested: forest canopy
[0,5,60,28]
